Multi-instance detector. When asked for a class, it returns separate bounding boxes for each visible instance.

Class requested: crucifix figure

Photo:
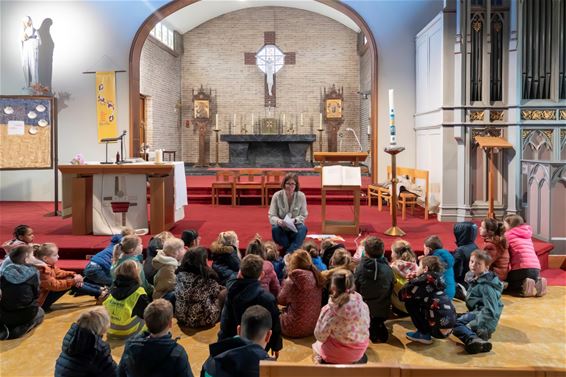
[244,31,295,107]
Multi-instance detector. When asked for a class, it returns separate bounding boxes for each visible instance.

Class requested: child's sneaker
[465,337,492,354]
[535,277,547,297]
[0,324,10,341]
[406,331,433,344]
[521,278,536,297]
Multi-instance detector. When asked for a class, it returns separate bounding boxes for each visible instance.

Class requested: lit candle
[283,113,286,125]
[388,89,397,145]
[215,114,219,131]
[300,113,304,126]
[233,113,237,127]
[251,113,254,126]
[318,113,323,131]
[155,149,163,164]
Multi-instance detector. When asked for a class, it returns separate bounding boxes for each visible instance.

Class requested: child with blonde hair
[211,231,241,285]
[111,235,153,297]
[55,307,117,376]
[104,260,150,339]
[34,243,104,311]
[143,231,175,285]
[152,238,185,300]
[504,214,546,297]
[313,269,370,364]
[390,239,418,314]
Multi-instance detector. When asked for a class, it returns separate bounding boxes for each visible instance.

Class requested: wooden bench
[367,166,430,220]
[260,361,566,377]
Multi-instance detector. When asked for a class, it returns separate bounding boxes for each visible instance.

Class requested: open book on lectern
[322,165,362,187]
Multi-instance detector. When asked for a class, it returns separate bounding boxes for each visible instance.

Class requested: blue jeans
[271,223,307,253]
[83,262,112,287]
[452,312,478,343]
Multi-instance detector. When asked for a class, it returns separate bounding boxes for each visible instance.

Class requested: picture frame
[194,99,210,120]
[325,98,342,119]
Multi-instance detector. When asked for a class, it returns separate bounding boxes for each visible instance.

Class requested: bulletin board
[0,95,55,170]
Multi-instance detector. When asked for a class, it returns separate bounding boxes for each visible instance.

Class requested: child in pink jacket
[312,269,370,364]
[504,214,546,297]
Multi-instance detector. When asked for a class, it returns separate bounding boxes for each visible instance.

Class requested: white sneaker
[521,278,536,297]
[535,277,547,297]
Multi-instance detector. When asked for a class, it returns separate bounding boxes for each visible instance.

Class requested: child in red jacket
[34,243,107,311]
[504,214,546,297]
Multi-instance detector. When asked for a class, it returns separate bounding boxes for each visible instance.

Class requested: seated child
[479,217,510,282]
[104,260,150,339]
[1,224,35,275]
[218,254,282,357]
[313,269,370,364]
[453,250,504,354]
[265,241,285,282]
[245,237,280,297]
[181,229,200,250]
[55,307,117,377]
[278,250,324,338]
[211,231,241,286]
[35,243,104,311]
[399,256,456,344]
[175,247,226,328]
[504,214,546,297]
[453,222,479,289]
[202,305,273,377]
[0,245,44,340]
[321,248,356,305]
[320,240,345,269]
[112,235,153,297]
[354,236,394,343]
[389,240,418,315]
[423,235,456,300]
[143,231,174,286]
[152,238,185,300]
[119,299,193,377]
[303,240,327,271]
[83,227,134,288]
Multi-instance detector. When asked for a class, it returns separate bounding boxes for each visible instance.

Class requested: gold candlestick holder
[384,145,406,237]
[213,128,221,167]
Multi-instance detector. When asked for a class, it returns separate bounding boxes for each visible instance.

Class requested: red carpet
[0,201,560,284]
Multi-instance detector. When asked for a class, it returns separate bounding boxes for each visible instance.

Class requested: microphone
[346,128,363,152]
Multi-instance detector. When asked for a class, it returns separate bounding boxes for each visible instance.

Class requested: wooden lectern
[59,164,176,235]
[316,153,367,235]
[474,136,514,218]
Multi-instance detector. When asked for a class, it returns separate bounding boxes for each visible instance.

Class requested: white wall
[0,0,443,201]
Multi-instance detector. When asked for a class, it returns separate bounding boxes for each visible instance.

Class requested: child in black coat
[211,231,241,286]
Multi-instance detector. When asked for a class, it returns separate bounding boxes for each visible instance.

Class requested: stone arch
[129,0,379,180]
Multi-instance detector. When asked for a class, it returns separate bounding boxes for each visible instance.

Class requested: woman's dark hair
[280,172,300,192]
[13,225,31,240]
[178,246,217,280]
[482,218,507,248]
[245,238,266,260]
[181,229,199,248]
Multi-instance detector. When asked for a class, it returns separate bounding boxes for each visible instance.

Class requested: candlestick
[300,113,304,127]
[215,114,219,131]
[283,113,286,126]
[318,112,323,131]
[233,113,236,128]
[251,113,254,127]
[388,89,397,145]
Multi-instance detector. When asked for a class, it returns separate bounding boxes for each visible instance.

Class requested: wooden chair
[211,171,237,206]
[398,168,429,220]
[263,171,286,206]
[163,150,176,161]
[367,166,392,213]
[235,169,265,206]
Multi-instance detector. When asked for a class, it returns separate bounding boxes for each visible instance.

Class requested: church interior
[0,0,565,376]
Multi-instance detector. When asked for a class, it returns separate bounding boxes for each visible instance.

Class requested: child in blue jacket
[423,235,455,300]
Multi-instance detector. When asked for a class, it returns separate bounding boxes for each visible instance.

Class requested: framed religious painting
[194,99,210,120]
[325,98,342,119]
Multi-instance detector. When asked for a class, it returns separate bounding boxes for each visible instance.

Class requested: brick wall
[140,38,182,154]
[181,7,361,163]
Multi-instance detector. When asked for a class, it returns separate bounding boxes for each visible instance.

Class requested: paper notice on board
[7,121,25,135]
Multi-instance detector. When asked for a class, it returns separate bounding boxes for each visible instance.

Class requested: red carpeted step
[541,268,566,286]
[57,259,89,273]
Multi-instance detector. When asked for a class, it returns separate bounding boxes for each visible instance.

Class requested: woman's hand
[277,219,285,227]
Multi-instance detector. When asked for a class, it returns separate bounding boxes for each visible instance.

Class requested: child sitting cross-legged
[303,240,327,271]
[211,231,241,286]
[54,307,118,377]
[265,241,285,283]
[389,240,418,316]
[202,305,274,377]
[152,237,185,301]
[119,299,194,377]
[354,236,394,343]
[218,254,282,358]
[453,250,504,354]
[313,269,370,364]
[103,260,150,339]
[399,256,456,345]
[1,224,36,275]
[423,236,456,300]
[0,245,44,340]
[34,243,105,312]
[111,235,153,297]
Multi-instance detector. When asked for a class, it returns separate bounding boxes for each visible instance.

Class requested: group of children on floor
[0,213,548,376]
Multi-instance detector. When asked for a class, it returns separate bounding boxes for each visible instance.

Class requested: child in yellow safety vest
[104,260,150,339]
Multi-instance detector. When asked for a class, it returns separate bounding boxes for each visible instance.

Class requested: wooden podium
[59,164,176,235]
[315,152,367,235]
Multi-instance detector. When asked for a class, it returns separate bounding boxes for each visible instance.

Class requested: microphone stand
[100,141,113,164]
[347,128,363,152]
[117,131,132,164]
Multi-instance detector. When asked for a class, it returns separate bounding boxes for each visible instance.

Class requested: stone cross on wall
[244,31,295,107]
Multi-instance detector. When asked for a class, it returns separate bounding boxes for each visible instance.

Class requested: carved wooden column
[323,85,344,152]
[192,86,213,167]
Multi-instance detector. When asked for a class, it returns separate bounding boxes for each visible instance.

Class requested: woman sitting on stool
[268,173,308,254]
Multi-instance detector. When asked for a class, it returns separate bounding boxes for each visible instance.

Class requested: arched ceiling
[162,0,361,34]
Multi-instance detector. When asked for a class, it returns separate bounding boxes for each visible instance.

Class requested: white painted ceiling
[163,0,361,34]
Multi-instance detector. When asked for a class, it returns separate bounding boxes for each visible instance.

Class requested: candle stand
[384,145,406,237]
[318,128,324,152]
[213,128,221,167]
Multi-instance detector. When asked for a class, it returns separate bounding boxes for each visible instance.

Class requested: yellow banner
[96,72,118,142]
